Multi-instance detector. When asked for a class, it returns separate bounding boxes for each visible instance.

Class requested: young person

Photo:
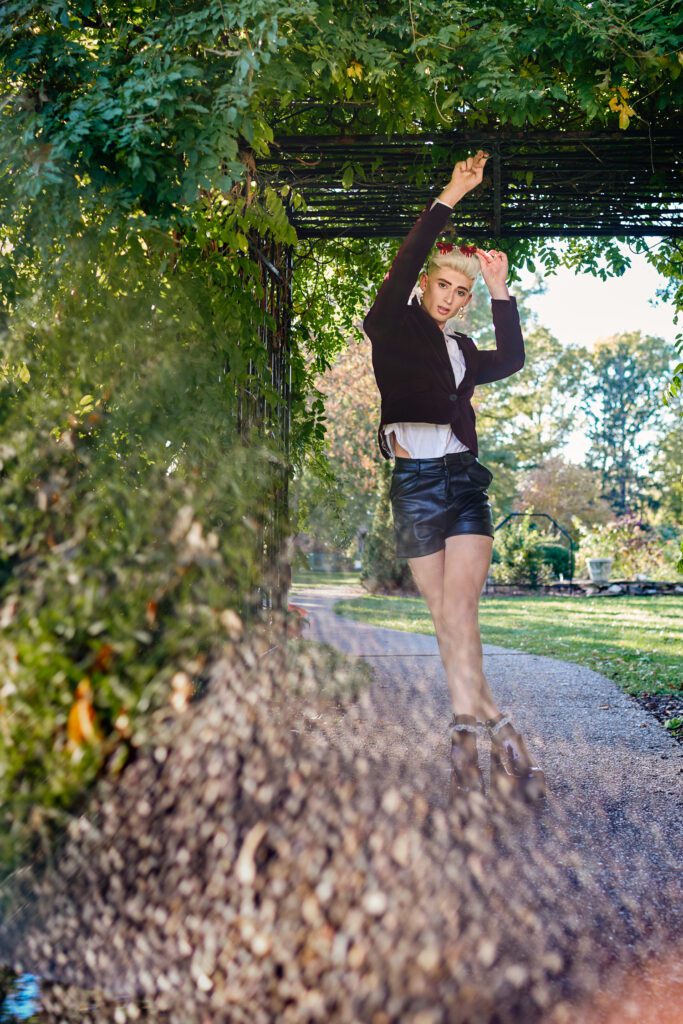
[363,150,546,803]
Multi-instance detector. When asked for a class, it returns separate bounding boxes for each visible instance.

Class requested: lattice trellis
[245,121,682,608]
[237,236,293,616]
[259,127,683,238]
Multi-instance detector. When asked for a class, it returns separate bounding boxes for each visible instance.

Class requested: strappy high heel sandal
[485,713,547,803]
[448,713,485,801]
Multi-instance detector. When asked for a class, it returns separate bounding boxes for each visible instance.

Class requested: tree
[645,420,683,527]
[454,274,587,515]
[513,456,613,537]
[316,334,380,541]
[579,332,678,516]
[360,459,413,593]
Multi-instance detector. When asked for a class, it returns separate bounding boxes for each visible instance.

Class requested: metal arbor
[261,126,683,238]
[488,512,577,594]
[238,234,294,618]
[250,123,683,606]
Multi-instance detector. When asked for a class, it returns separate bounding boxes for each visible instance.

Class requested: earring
[457,305,466,320]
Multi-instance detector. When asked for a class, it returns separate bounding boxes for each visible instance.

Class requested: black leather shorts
[390,451,495,560]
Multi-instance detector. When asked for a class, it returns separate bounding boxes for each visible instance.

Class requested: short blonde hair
[424,247,481,285]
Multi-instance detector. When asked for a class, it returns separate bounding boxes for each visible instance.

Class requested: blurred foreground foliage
[0,224,290,874]
[1,0,682,874]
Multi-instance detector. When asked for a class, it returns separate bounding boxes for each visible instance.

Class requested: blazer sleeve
[475,296,526,385]
[363,198,453,339]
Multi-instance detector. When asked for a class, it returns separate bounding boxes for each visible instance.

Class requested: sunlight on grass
[292,570,361,587]
[332,595,683,697]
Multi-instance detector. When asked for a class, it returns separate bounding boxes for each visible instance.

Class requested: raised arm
[473,247,525,384]
[362,201,452,337]
[363,150,490,339]
[475,296,526,385]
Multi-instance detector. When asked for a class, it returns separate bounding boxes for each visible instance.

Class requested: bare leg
[408,534,501,720]
[440,534,500,719]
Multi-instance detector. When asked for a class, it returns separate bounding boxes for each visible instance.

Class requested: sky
[513,241,680,463]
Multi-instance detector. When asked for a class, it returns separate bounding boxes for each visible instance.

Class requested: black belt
[393,451,476,470]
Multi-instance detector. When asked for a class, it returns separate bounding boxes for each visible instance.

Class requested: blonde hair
[424,247,481,285]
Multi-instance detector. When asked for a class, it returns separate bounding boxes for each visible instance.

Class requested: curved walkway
[293,582,683,925]
[0,581,680,1022]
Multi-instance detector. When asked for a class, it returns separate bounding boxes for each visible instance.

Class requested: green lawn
[292,570,361,586]
[331,594,683,698]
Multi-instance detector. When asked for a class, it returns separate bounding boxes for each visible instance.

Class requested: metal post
[493,141,502,237]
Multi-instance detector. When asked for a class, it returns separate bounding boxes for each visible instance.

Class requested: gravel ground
[294,583,683,812]
[0,583,680,1023]
[293,585,683,987]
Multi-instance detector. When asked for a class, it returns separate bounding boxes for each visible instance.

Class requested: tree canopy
[1,0,681,515]
[2,0,681,233]
[1,0,683,906]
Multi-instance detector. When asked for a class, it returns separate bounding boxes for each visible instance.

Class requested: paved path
[1,583,680,1021]
[292,583,683,937]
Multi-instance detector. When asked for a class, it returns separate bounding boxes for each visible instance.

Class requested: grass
[330,594,683,698]
[291,569,361,586]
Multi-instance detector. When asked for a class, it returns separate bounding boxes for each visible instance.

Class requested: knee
[440,601,479,644]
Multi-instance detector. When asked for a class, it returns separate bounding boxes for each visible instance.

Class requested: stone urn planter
[586,557,614,583]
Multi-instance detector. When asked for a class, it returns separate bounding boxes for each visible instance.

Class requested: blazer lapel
[410,295,476,391]
[445,328,476,391]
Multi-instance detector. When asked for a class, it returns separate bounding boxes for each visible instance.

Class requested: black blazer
[363,198,525,458]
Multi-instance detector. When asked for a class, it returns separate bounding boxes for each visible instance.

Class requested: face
[419,267,473,329]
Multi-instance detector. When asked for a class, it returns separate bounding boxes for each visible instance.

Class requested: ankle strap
[487,714,512,736]
[450,713,483,735]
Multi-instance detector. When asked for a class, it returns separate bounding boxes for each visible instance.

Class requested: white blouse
[384,327,469,458]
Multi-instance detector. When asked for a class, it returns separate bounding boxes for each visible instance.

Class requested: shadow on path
[294,582,683,931]
[0,583,679,1023]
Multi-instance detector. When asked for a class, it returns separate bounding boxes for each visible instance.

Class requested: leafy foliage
[0,413,267,873]
[0,220,284,873]
[572,513,681,579]
[579,332,679,516]
[489,510,555,587]
[647,421,683,526]
[514,456,613,537]
[471,290,588,511]
[360,461,414,593]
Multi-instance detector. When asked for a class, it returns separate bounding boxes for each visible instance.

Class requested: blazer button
[449,393,458,402]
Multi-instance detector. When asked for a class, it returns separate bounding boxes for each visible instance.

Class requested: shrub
[534,542,573,578]
[490,512,555,587]
[572,513,681,580]
[360,461,414,593]
[0,403,276,875]
[0,229,286,876]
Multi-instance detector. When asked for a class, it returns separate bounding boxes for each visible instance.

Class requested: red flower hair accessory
[435,241,478,257]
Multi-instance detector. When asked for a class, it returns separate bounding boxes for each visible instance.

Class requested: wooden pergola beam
[258,127,683,239]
